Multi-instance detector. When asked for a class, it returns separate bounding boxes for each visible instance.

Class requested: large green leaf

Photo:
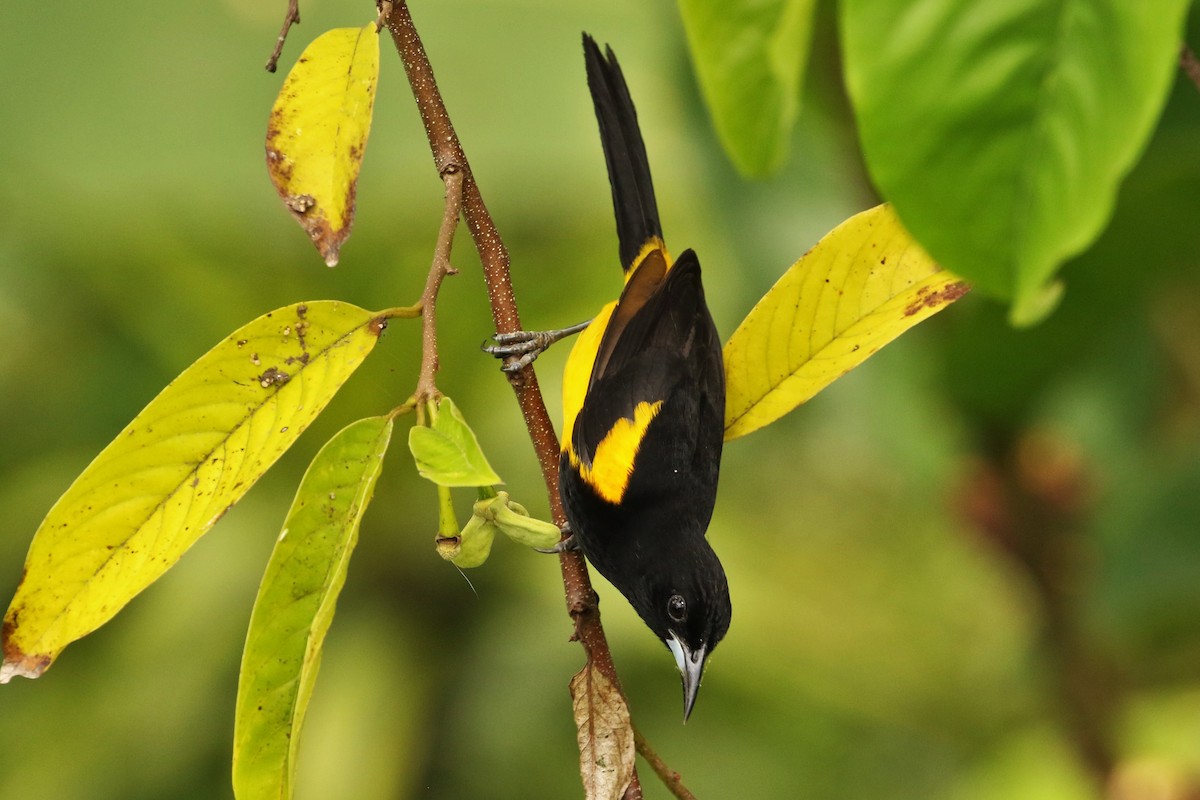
[1,302,396,681]
[678,0,817,177]
[840,0,1190,320]
[233,415,394,800]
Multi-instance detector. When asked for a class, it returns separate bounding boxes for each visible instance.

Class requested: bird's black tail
[583,33,663,273]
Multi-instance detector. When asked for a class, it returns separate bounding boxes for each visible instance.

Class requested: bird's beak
[666,632,707,722]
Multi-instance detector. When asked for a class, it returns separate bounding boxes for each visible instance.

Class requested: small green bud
[476,491,562,550]
[438,513,496,568]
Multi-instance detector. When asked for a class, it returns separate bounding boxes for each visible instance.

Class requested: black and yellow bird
[492,35,731,721]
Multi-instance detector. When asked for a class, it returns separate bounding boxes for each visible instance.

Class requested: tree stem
[413,167,463,402]
[634,724,697,800]
[264,0,300,73]
[1181,44,1200,94]
[379,3,659,796]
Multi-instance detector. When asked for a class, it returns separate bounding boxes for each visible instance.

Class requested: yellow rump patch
[561,301,616,449]
[570,400,663,504]
[559,238,674,502]
[565,241,673,438]
[625,238,672,283]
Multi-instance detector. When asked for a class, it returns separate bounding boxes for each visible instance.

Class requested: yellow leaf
[1,302,395,682]
[266,24,381,267]
[724,204,968,440]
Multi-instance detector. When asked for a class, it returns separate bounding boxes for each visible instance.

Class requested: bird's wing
[569,250,721,504]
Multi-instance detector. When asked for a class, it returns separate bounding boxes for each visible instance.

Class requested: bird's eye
[667,594,687,623]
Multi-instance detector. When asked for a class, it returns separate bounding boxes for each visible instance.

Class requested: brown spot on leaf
[2,610,54,683]
[209,504,234,529]
[285,194,316,214]
[368,316,389,336]
[259,367,291,388]
[904,281,970,316]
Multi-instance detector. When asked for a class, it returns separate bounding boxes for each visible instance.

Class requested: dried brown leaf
[570,662,636,800]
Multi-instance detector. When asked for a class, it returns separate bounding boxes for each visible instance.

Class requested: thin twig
[633,725,697,800]
[414,167,464,402]
[1182,44,1200,94]
[380,3,650,797]
[374,0,393,32]
[956,434,1118,789]
[265,0,301,73]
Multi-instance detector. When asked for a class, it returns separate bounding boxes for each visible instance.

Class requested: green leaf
[267,24,381,266]
[724,204,967,440]
[678,0,817,177]
[233,415,393,800]
[840,0,1190,317]
[407,396,502,487]
[1,302,396,682]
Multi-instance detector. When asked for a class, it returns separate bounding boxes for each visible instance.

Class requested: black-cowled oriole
[562,35,731,721]
[487,34,731,720]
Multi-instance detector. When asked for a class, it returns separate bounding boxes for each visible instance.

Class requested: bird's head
[630,543,731,722]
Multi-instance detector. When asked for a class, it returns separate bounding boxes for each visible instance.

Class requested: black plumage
[560,35,731,721]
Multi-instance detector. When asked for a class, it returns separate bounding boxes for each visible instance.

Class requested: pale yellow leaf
[570,662,635,800]
[724,204,968,440]
[1,302,396,682]
[266,24,381,266]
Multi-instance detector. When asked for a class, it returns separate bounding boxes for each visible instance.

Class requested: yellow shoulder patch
[570,400,663,504]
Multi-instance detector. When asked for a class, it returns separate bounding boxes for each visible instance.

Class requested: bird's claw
[534,522,579,554]
[482,330,552,372]
[483,321,591,374]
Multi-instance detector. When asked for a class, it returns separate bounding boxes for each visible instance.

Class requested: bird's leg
[534,521,580,554]
[483,320,590,373]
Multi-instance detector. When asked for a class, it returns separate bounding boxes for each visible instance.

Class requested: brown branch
[264,0,301,73]
[380,3,648,796]
[634,724,697,800]
[413,167,463,403]
[1182,44,1200,94]
[956,431,1120,789]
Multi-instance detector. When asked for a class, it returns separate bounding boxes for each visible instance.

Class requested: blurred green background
[3,1,1200,797]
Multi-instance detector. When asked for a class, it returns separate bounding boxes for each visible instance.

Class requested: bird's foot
[483,321,590,373]
[534,522,580,554]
